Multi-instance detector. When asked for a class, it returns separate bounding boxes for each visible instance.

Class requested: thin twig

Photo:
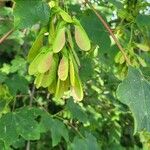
[12,97,16,112]
[53,115,85,139]
[0,29,14,44]
[26,86,35,150]
[33,101,85,139]
[84,0,131,65]
[28,85,35,107]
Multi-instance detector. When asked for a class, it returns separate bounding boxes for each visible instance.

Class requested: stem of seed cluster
[84,0,131,65]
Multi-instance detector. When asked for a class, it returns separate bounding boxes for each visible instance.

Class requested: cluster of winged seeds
[28,7,91,101]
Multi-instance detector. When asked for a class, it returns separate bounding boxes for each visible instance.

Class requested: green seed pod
[59,9,73,23]
[67,29,81,68]
[135,43,150,51]
[67,28,74,49]
[71,75,83,101]
[37,50,53,73]
[58,53,69,81]
[28,53,45,75]
[74,24,91,51]
[136,55,147,67]
[34,73,44,89]
[41,55,59,88]
[53,26,66,53]
[55,78,69,100]
[40,71,49,88]
[69,55,75,86]
[27,27,47,62]
[48,78,57,94]
[69,52,79,74]
[28,46,48,75]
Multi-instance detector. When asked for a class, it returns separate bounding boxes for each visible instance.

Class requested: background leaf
[66,99,88,123]
[80,10,111,54]
[5,74,29,95]
[13,0,50,29]
[71,133,100,150]
[117,67,150,132]
[40,113,69,147]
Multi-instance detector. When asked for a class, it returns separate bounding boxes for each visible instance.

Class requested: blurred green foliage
[0,0,150,149]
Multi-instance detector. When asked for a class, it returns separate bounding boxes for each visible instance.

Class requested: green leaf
[0,107,47,147]
[0,100,7,113]
[0,113,18,145]
[0,85,13,109]
[80,56,94,82]
[71,133,100,150]
[10,56,26,73]
[108,0,123,9]
[50,119,69,147]
[14,108,44,140]
[0,140,5,150]
[40,113,69,147]
[11,138,25,149]
[13,0,50,29]
[1,107,67,148]
[117,67,150,133]
[66,99,88,123]
[136,15,150,28]
[0,7,13,35]
[0,140,10,150]
[0,72,7,83]
[5,74,29,95]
